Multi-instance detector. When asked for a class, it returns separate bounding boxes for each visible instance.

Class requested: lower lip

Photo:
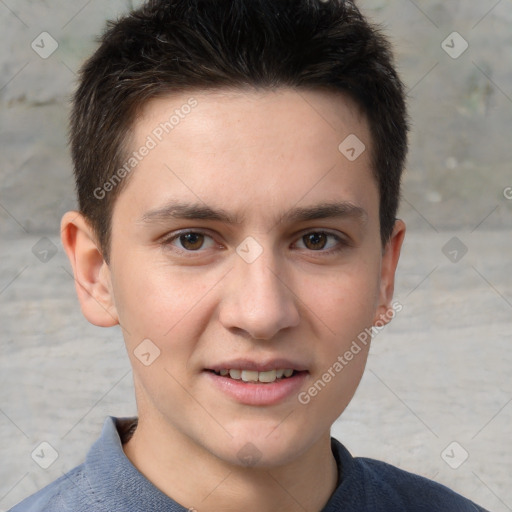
[204,371,308,406]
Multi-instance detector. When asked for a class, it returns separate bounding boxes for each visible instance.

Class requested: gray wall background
[1,1,511,511]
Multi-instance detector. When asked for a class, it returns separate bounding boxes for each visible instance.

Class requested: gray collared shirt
[9,416,489,511]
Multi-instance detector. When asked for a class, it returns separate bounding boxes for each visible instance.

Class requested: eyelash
[161,229,348,256]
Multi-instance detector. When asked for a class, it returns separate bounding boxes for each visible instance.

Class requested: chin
[207,422,322,469]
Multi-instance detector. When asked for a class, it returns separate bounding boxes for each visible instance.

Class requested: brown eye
[295,231,344,253]
[162,230,217,254]
[179,232,205,250]
[302,232,328,250]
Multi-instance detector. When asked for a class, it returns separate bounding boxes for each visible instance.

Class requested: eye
[295,231,344,252]
[163,231,217,252]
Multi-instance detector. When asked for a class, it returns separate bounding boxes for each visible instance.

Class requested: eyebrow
[138,200,367,226]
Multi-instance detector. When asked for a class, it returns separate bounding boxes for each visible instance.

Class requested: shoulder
[356,456,487,511]
[328,438,488,512]
[8,416,140,512]
[8,463,100,512]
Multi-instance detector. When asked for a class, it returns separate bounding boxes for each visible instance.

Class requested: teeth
[241,370,259,382]
[217,369,295,383]
[258,370,277,383]
[229,369,241,379]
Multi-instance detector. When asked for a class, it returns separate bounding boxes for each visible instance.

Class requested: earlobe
[373,219,406,325]
[60,211,119,327]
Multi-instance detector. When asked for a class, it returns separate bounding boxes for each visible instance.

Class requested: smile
[211,368,296,383]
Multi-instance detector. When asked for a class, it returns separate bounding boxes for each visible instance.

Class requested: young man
[11,0,489,510]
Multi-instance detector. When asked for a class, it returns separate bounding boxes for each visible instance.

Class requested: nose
[218,249,300,340]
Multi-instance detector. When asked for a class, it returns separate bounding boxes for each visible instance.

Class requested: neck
[122,416,339,512]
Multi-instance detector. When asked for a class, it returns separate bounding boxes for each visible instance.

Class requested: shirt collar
[85,416,188,511]
[84,416,355,511]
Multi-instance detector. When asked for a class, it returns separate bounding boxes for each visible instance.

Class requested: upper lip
[206,358,309,373]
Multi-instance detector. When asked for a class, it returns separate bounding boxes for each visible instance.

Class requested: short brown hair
[71,0,408,262]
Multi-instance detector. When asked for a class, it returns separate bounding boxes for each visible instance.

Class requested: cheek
[297,268,378,419]
[110,256,221,349]
[295,259,381,342]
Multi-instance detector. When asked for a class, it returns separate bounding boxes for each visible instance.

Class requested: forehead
[117,87,377,227]
[136,87,369,154]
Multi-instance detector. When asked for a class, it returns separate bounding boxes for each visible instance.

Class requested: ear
[373,219,405,326]
[60,211,119,327]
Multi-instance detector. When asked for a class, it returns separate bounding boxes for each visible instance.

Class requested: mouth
[203,362,309,405]
[207,368,305,384]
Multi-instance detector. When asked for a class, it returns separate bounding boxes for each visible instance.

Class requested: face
[69,88,404,468]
